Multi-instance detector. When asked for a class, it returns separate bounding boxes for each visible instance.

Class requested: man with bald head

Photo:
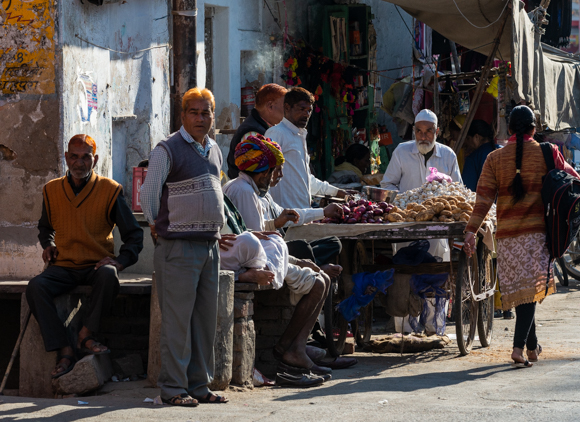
[27,134,143,379]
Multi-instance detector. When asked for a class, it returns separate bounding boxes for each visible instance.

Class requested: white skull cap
[415,109,438,127]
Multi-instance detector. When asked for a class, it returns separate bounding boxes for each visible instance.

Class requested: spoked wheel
[477,241,494,347]
[455,248,479,355]
[554,257,569,287]
[354,301,373,348]
[563,232,580,282]
[324,279,347,357]
[352,240,373,347]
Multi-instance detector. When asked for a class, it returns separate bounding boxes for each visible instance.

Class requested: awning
[383,0,580,131]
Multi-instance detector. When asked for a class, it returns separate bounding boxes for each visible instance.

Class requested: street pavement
[1,280,580,422]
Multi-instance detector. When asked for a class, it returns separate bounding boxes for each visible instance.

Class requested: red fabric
[507,134,579,178]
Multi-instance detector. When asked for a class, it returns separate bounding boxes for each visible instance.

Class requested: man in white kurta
[266,87,347,209]
[380,109,461,335]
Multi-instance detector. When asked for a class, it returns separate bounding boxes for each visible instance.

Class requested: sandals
[79,336,110,355]
[527,344,543,362]
[162,393,199,407]
[511,359,533,368]
[52,355,76,379]
[196,393,229,404]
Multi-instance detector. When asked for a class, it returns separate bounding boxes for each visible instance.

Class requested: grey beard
[416,138,436,155]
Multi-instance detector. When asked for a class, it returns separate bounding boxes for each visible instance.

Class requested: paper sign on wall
[77,72,97,126]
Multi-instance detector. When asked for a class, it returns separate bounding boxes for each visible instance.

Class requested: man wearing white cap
[380,109,460,335]
[380,109,461,192]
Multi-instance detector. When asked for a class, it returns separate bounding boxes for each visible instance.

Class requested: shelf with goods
[317,4,378,180]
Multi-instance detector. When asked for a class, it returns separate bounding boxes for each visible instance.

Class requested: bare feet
[511,347,532,366]
[281,346,314,369]
[321,263,343,279]
[238,268,274,286]
[527,344,542,362]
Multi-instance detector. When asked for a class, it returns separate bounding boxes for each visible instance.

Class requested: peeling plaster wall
[60,0,171,198]
[0,0,60,280]
[0,0,170,279]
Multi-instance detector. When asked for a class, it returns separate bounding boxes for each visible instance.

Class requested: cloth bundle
[338,269,395,322]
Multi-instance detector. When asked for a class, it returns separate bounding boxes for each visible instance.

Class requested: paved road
[2,281,580,421]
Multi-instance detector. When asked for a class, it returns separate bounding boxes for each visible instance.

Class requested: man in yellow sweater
[27,134,143,379]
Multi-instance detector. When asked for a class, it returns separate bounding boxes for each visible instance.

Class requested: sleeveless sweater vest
[43,171,121,268]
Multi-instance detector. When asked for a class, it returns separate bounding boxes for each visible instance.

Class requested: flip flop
[51,355,76,379]
[313,356,358,370]
[79,336,110,355]
[528,344,543,362]
[511,359,533,368]
[196,393,229,404]
[161,393,199,407]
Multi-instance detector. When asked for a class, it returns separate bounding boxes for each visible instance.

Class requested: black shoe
[503,310,514,319]
[494,310,503,318]
[277,362,332,381]
[275,372,325,388]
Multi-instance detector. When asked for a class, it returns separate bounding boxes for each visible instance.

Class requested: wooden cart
[285,221,495,356]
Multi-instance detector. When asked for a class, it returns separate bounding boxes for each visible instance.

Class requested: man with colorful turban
[27,134,143,379]
[224,135,357,375]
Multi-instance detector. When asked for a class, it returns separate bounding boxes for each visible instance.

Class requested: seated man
[224,134,343,278]
[27,134,143,378]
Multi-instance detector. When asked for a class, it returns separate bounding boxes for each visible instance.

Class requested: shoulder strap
[540,142,556,171]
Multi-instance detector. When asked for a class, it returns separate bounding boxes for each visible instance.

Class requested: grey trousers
[154,237,220,400]
[26,264,120,352]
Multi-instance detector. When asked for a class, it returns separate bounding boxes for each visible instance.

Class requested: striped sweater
[466,137,577,239]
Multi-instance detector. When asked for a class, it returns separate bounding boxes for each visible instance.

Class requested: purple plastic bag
[426,167,452,183]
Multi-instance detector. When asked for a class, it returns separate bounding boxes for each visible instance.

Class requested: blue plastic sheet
[408,273,449,335]
[338,269,395,322]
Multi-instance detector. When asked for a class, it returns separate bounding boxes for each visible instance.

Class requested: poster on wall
[77,72,97,126]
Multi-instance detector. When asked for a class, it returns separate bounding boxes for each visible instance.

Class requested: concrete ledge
[0,273,152,295]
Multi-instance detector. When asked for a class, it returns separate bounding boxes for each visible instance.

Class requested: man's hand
[324,203,344,220]
[252,231,282,241]
[149,223,158,245]
[218,234,237,251]
[42,246,58,264]
[95,257,124,272]
[296,259,321,273]
[274,209,299,228]
[335,189,348,199]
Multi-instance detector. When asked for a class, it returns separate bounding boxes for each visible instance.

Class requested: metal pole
[453,9,510,154]
[171,0,198,132]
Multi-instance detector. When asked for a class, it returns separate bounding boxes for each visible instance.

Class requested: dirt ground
[2,280,580,422]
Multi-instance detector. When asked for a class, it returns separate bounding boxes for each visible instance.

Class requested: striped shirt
[141,127,216,225]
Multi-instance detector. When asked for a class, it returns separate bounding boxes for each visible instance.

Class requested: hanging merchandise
[349,21,362,56]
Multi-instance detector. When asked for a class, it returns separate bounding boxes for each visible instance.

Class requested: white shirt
[223,173,266,232]
[266,118,339,209]
[380,141,462,193]
[260,193,325,228]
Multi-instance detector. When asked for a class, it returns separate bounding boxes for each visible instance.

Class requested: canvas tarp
[384,0,580,131]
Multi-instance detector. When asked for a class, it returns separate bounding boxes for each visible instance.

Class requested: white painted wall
[60,0,171,201]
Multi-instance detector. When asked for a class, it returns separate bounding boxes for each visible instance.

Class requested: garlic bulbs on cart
[392,180,497,224]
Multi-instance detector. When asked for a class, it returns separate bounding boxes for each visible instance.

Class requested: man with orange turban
[27,134,143,379]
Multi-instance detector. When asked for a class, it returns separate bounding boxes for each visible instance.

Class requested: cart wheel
[455,248,479,355]
[352,240,373,346]
[354,301,373,348]
[324,280,347,357]
[554,258,569,286]
[477,241,494,347]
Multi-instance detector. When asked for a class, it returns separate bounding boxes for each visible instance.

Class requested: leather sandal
[161,393,199,407]
[196,393,229,404]
[527,344,543,362]
[79,336,110,355]
[52,355,76,379]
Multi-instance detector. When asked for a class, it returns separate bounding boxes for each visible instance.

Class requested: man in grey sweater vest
[141,87,228,406]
